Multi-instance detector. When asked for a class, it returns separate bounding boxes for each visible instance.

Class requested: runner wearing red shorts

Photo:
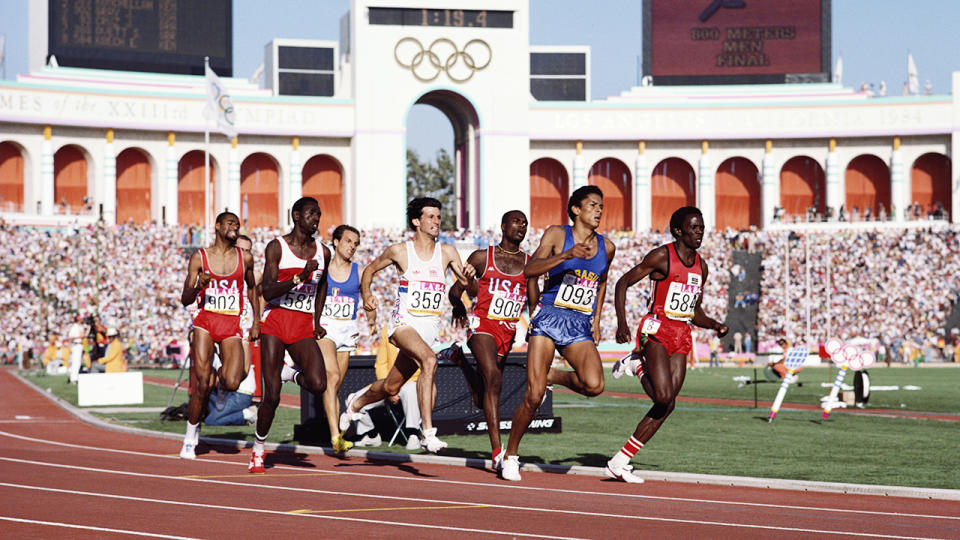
[608,206,728,482]
[446,210,536,468]
[178,211,260,460]
[249,196,331,473]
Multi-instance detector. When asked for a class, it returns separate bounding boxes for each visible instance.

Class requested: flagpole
[204,56,211,243]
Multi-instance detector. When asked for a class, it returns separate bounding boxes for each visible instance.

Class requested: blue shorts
[527,304,594,348]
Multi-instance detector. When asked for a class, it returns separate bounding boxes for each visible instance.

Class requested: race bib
[554,274,597,313]
[640,314,662,335]
[277,283,317,313]
[406,280,445,317]
[664,281,700,320]
[323,295,356,321]
[203,287,241,315]
[488,290,525,321]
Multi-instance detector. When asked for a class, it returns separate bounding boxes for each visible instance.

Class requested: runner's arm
[242,249,261,341]
[449,249,485,327]
[313,244,332,338]
[523,226,569,278]
[592,238,617,341]
[360,243,404,314]
[179,251,205,307]
[443,243,475,287]
[613,246,667,343]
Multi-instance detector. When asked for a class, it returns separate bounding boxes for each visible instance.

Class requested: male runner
[339,197,474,453]
[236,234,261,375]
[318,224,362,453]
[446,210,536,468]
[608,206,728,483]
[178,212,260,459]
[250,197,331,473]
[501,186,616,481]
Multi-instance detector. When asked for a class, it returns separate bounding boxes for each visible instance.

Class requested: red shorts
[193,311,242,343]
[633,316,692,357]
[261,307,315,345]
[470,318,518,357]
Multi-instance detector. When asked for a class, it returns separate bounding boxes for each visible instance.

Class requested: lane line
[0,457,948,538]
[291,504,492,514]
[2,429,958,521]
[180,473,337,479]
[0,482,585,540]
[0,515,198,539]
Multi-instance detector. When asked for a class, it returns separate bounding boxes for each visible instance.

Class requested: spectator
[93,327,127,373]
[205,366,258,426]
[733,331,743,354]
[709,335,720,368]
[744,332,753,355]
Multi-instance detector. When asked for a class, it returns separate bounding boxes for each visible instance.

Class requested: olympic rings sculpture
[394,37,492,83]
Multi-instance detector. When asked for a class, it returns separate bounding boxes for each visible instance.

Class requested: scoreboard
[49,0,232,76]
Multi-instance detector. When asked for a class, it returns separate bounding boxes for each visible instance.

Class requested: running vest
[196,247,244,316]
[649,242,703,322]
[267,236,325,313]
[322,261,361,322]
[397,241,445,319]
[474,245,528,323]
[539,225,608,315]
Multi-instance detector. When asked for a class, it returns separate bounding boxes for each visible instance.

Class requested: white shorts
[320,319,360,352]
[388,310,440,348]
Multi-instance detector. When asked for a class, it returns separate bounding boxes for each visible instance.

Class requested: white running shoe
[280,363,301,384]
[338,390,364,431]
[500,455,521,481]
[605,461,645,484]
[405,434,420,451]
[492,446,505,470]
[612,353,642,380]
[242,405,257,425]
[355,433,382,447]
[179,442,196,460]
[420,427,447,453]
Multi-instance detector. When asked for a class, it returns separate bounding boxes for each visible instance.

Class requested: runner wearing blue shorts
[501,185,616,481]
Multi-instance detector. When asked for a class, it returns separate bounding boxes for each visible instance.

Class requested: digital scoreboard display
[643,0,830,85]
[49,0,232,76]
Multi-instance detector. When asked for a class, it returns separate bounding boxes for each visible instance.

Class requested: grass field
[21,365,960,489]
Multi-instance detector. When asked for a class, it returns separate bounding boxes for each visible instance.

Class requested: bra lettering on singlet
[554,273,598,313]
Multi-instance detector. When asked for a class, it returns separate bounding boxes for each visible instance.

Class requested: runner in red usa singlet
[608,206,728,484]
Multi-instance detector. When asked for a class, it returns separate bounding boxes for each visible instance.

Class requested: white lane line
[0,515,198,539]
[0,420,76,424]
[0,482,585,540]
[1,429,957,522]
[0,457,944,539]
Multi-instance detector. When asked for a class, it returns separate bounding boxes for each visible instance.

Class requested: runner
[318,224,362,453]
[501,186,616,481]
[608,206,728,483]
[445,210,536,468]
[178,212,260,459]
[236,234,261,380]
[339,197,474,453]
[249,197,331,473]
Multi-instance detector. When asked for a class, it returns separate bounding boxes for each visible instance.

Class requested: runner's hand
[716,324,729,338]
[615,318,631,344]
[451,304,468,328]
[248,321,260,342]
[196,271,212,289]
[566,242,591,260]
[300,259,320,281]
[314,320,327,340]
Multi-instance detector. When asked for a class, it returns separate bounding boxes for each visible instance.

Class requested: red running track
[1,369,959,539]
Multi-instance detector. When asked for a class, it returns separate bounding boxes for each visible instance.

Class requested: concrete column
[698,141,715,230]
[634,141,651,231]
[890,137,907,221]
[165,132,178,225]
[761,140,778,227]
[825,139,843,218]
[40,126,53,215]
[572,141,586,191]
[288,137,302,227]
[228,137,240,218]
[101,129,116,224]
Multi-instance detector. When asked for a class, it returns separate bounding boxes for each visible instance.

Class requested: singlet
[196,247,244,316]
[396,241,445,320]
[539,225,608,315]
[474,245,528,323]
[266,235,325,314]
[649,242,703,322]
[322,261,361,322]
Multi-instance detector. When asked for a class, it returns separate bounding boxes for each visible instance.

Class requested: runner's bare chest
[205,247,240,275]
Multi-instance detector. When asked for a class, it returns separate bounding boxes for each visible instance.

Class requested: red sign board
[643,0,830,85]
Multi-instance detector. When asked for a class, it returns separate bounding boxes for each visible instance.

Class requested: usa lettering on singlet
[322,262,361,321]
[197,247,245,316]
[649,242,703,321]
[475,245,527,323]
[268,236,325,313]
[397,241,445,319]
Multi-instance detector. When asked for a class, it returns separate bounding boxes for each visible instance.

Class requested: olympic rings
[394,37,492,83]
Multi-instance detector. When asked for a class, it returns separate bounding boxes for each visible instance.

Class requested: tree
[407,148,456,229]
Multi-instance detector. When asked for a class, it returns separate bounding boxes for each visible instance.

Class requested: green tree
[406,148,456,229]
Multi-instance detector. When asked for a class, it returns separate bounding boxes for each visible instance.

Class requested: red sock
[618,436,644,460]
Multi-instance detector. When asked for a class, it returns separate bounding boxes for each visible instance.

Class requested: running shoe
[179,442,196,460]
[404,434,420,451]
[605,461,645,484]
[338,390,364,431]
[280,363,300,384]
[332,432,354,453]
[420,427,447,453]
[612,353,642,380]
[355,433,382,447]
[492,446,505,470]
[500,455,521,481]
[248,451,266,474]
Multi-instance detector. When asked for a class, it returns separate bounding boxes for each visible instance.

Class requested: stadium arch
[651,157,696,234]
[177,150,217,227]
[715,157,761,230]
[0,141,26,213]
[53,144,93,215]
[302,154,344,239]
[240,152,281,228]
[779,156,826,221]
[588,157,632,231]
[115,147,153,224]
[845,154,890,220]
[911,152,951,217]
[529,157,569,230]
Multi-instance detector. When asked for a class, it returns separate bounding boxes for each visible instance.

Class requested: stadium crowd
[0,218,957,365]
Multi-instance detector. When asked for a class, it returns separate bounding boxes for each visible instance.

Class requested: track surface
[2,370,959,539]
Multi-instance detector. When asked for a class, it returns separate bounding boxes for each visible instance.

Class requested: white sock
[281,363,301,384]
[185,421,199,445]
[253,433,267,455]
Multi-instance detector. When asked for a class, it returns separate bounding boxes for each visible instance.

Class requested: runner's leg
[631,344,686,444]
[469,332,505,451]
[389,326,439,431]
[254,334,285,440]
[547,340,605,397]
[187,328,216,425]
[318,337,341,441]
[217,336,245,391]
[505,335,554,456]
[287,337,327,395]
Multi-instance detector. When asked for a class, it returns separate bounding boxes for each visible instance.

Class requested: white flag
[832,54,842,84]
[907,53,919,95]
[205,64,237,140]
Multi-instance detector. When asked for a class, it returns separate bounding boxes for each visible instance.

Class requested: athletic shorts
[193,311,242,343]
[633,316,692,357]
[470,317,518,357]
[261,307,315,345]
[388,309,440,348]
[527,304,593,348]
[320,319,360,352]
